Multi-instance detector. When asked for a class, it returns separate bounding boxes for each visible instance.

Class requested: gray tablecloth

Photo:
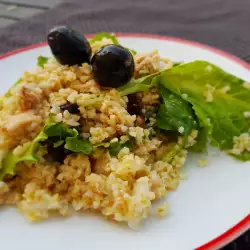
[0,0,250,249]
[0,0,250,64]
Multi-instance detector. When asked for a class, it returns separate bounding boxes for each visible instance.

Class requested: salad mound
[0,28,249,228]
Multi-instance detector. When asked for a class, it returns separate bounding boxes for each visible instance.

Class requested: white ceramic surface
[0,35,250,250]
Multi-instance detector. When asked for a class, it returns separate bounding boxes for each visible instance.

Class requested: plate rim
[0,33,250,250]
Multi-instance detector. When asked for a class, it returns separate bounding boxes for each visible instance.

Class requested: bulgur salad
[0,27,250,229]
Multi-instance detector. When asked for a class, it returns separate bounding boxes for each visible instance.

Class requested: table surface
[0,0,59,28]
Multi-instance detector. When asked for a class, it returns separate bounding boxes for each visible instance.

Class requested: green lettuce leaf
[0,152,36,180]
[95,142,110,148]
[156,86,197,135]
[89,32,136,55]
[0,120,95,179]
[0,78,22,107]
[156,107,173,131]
[44,122,78,139]
[0,130,48,180]
[109,139,136,157]
[229,151,250,161]
[65,137,93,154]
[118,60,250,160]
[53,140,64,148]
[37,56,49,68]
[89,32,119,45]
[118,72,161,96]
[159,61,250,155]
[173,61,184,67]
[4,78,22,98]
[44,122,93,154]
[189,128,208,153]
[162,136,187,162]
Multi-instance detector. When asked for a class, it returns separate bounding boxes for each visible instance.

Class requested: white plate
[0,34,250,250]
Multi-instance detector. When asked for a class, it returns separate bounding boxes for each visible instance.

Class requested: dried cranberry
[60,102,80,114]
[44,145,71,164]
[127,94,142,115]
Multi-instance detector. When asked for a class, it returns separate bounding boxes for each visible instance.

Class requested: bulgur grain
[243,82,250,89]
[156,202,169,216]
[197,158,208,168]
[203,84,215,102]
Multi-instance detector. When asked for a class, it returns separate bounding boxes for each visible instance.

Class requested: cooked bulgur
[197,158,208,168]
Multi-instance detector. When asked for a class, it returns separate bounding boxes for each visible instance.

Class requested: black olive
[60,102,80,114]
[47,26,92,66]
[45,145,71,164]
[91,45,134,87]
[127,93,142,115]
